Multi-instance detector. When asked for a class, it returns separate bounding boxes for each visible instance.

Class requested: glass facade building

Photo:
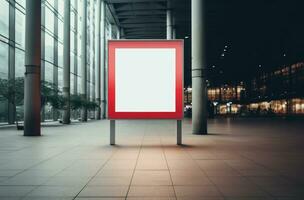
[0,0,119,123]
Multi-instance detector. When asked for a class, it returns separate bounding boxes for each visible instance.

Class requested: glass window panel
[58,0,64,17]
[15,10,26,49]
[58,67,63,89]
[0,99,8,123]
[71,11,75,30]
[77,57,81,76]
[70,53,74,74]
[45,7,54,33]
[90,83,94,99]
[47,0,55,7]
[58,43,63,67]
[0,25,8,122]
[77,35,82,54]
[71,32,74,52]
[45,62,54,83]
[70,74,74,94]
[0,42,8,79]
[58,21,63,41]
[15,49,25,78]
[0,0,9,37]
[77,76,81,94]
[78,0,83,17]
[71,0,75,8]
[45,33,54,62]
[16,0,26,8]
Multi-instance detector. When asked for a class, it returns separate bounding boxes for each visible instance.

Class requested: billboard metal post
[110,120,116,145]
[177,120,182,145]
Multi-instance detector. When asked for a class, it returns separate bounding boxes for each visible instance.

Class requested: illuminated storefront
[292,99,304,114]
[248,99,304,115]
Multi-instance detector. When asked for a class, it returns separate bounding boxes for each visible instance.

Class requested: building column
[53,0,59,121]
[116,26,120,39]
[81,0,88,121]
[91,0,96,114]
[95,0,101,119]
[172,16,176,39]
[24,0,41,136]
[120,27,125,39]
[73,0,78,95]
[100,0,106,119]
[41,0,45,122]
[166,1,173,40]
[8,0,16,124]
[63,0,71,124]
[191,0,207,134]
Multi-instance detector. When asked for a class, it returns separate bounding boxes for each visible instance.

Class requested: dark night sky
[178,0,304,86]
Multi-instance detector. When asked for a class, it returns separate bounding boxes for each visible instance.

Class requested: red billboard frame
[108,40,184,119]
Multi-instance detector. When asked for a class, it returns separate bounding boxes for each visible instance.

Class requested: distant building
[185,62,304,116]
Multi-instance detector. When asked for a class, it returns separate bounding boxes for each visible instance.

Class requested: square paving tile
[78,186,128,198]
[217,185,270,197]
[25,186,82,198]
[171,175,212,186]
[174,186,221,197]
[88,176,131,186]
[0,186,35,197]
[136,159,168,170]
[96,169,133,177]
[132,170,172,186]
[0,175,49,186]
[128,186,175,197]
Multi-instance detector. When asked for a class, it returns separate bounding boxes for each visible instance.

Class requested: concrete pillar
[73,0,78,95]
[41,1,45,122]
[172,17,176,39]
[81,0,87,121]
[117,26,120,39]
[91,1,96,105]
[100,0,106,119]
[8,0,16,124]
[24,0,41,136]
[166,1,173,40]
[87,0,93,107]
[120,27,125,39]
[63,0,71,124]
[53,0,59,121]
[95,0,101,119]
[191,0,207,134]
[173,28,176,39]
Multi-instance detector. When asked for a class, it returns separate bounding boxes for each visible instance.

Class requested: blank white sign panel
[115,48,176,112]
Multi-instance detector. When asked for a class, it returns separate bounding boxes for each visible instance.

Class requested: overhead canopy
[107,0,190,39]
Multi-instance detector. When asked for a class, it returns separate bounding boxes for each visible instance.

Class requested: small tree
[0,78,65,127]
[0,78,24,125]
[0,78,24,107]
[70,94,84,111]
[41,81,65,110]
[70,95,99,119]
[85,100,99,111]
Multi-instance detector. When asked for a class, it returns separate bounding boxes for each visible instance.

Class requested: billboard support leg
[110,120,115,145]
[177,120,182,145]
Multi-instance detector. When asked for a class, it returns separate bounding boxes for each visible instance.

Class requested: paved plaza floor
[0,118,303,200]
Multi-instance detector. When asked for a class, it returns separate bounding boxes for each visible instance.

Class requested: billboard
[108,40,183,119]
